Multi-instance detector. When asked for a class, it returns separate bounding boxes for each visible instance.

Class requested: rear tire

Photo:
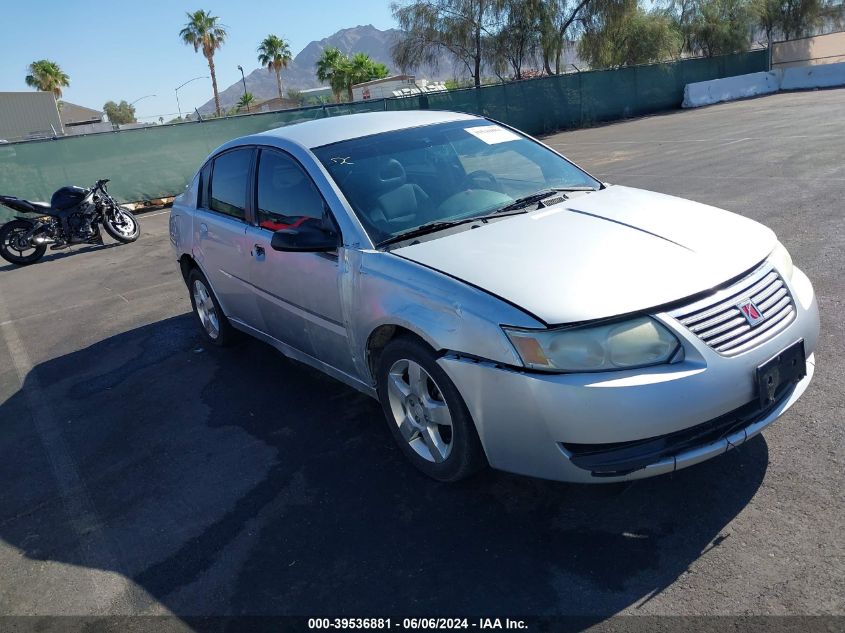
[187,268,239,347]
[0,220,46,266]
[376,336,487,482]
[102,206,140,243]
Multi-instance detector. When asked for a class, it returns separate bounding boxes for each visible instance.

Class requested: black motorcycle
[0,179,140,266]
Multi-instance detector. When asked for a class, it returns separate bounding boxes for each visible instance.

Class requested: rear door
[245,147,355,375]
[193,147,263,329]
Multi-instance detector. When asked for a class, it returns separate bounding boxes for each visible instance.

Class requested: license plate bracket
[756,339,806,408]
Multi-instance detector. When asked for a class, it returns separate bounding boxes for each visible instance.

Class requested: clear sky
[0,0,396,122]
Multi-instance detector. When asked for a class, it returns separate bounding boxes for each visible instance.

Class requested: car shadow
[0,313,769,621]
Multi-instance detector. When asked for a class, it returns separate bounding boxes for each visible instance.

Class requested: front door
[246,148,355,375]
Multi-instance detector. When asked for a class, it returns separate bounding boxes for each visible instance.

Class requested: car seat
[364,158,434,232]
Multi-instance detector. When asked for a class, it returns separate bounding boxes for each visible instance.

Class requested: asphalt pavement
[0,89,842,624]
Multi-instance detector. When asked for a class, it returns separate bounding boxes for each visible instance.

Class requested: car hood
[393,185,776,324]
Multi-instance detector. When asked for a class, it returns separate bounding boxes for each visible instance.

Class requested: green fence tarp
[0,50,767,221]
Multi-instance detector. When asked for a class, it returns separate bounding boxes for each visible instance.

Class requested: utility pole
[238,65,250,112]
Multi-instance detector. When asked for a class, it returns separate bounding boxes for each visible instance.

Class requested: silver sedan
[169,110,819,483]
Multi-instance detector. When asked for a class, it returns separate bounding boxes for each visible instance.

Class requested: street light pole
[129,94,156,122]
[237,65,249,112]
[129,94,157,107]
[174,75,209,119]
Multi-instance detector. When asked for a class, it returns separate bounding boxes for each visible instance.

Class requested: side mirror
[270,223,339,252]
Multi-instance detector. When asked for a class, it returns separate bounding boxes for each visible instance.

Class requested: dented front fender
[344,249,542,384]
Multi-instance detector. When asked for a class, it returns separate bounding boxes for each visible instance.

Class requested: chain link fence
[0,50,767,220]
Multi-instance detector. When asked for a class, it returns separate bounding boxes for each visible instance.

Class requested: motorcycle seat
[20,200,58,216]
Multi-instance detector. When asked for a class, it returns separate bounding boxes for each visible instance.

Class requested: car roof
[254,110,482,149]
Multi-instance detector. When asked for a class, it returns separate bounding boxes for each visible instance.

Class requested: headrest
[374,158,406,190]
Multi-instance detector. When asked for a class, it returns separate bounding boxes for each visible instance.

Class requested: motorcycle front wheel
[103,206,140,243]
[0,220,47,266]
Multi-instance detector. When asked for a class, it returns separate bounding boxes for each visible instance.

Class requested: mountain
[198,24,459,113]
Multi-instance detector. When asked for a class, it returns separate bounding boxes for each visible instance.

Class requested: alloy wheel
[192,279,220,340]
[386,358,454,463]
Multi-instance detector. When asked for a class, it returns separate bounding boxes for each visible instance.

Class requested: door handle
[199,223,208,238]
[252,244,265,258]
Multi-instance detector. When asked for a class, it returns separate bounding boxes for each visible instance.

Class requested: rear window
[209,149,252,220]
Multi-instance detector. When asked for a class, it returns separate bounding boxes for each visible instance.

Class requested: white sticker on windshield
[465,125,521,145]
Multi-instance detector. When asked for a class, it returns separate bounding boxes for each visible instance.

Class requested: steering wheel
[462,169,502,193]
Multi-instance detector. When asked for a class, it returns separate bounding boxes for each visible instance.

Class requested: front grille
[670,265,795,356]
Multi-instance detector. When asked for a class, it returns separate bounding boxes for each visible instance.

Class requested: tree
[750,0,822,41]
[689,0,752,56]
[662,0,753,55]
[391,0,501,88]
[257,34,293,100]
[236,92,255,112]
[316,46,348,102]
[344,53,389,100]
[315,48,388,102]
[662,0,699,54]
[24,60,70,98]
[782,0,824,38]
[490,0,543,80]
[538,0,595,74]
[180,9,227,117]
[103,100,137,124]
[579,0,681,68]
[752,0,781,43]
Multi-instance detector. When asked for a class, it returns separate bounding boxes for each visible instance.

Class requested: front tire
[376,336,486,482]
[102,206,140,243]
[0,220,46,266]
[187,268,239,346]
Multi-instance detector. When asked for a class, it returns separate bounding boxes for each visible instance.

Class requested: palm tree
[257,34,293,100]
[25,60,70,99]
[315,46,348,102]
[179,10,227,117]
[236,92,255,112]
[316,48,390,103]
[345,53,389,101]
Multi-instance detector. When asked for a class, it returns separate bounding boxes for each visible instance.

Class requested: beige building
[251,95,301,113]
[351,75,448,102]
[772,31,845,69]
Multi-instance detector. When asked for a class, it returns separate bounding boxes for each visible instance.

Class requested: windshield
[311,120,600,245]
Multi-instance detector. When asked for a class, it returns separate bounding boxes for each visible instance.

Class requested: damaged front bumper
[436,267,820,483]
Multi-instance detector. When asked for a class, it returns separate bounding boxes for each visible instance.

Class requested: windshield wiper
[377,186,599,248]
[378,219,476,247]
[494,186,599,214]
[377,209,532,248]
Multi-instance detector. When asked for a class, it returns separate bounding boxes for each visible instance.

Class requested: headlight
[769,242,793,280]
[503,316,681,372]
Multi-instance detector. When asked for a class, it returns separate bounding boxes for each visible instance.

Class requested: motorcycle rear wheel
[0,220,47,266]
[103,206,140,243]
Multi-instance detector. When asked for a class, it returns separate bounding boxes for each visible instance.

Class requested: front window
[256,149,326,231]
[312,120,600,245]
